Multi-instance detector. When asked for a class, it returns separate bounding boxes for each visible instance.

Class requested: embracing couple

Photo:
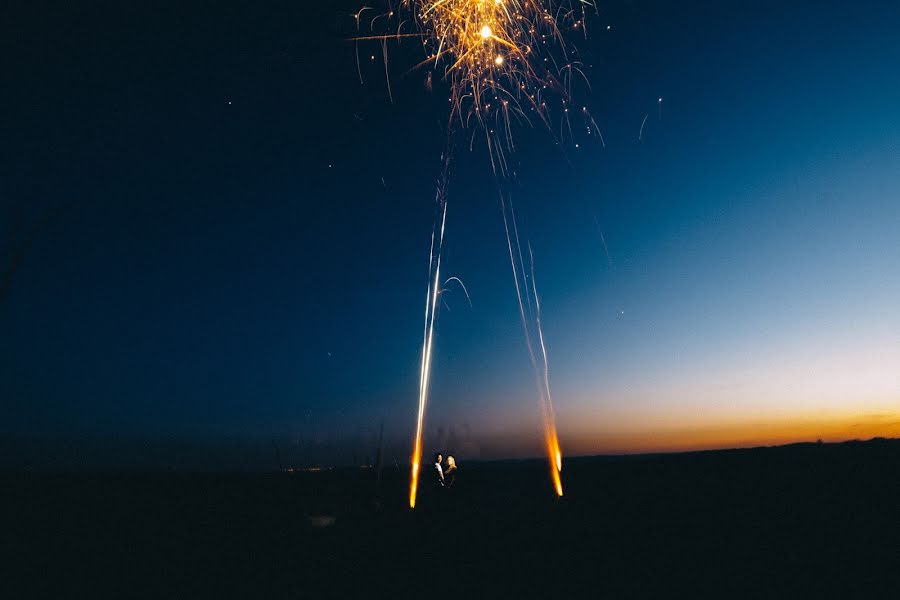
[433,452,457,489]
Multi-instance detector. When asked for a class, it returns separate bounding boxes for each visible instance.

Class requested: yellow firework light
[356,1,594,508]
[408,164,449,509]
[412,0,592,171]
[547,425,563,496]
[359,0,597,173]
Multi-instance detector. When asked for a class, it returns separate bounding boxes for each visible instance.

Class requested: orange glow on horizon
[559,411,900,456]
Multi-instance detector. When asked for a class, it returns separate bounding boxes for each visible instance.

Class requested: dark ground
[5,438,900,598]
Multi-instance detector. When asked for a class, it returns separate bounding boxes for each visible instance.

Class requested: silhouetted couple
[433,453,457,489]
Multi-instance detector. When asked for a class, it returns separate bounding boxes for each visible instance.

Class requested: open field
[6,438,900,598]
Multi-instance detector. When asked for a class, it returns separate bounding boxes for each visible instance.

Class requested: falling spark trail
[600,231,612,269]
[510,203,534,314]
[443,276,473,307]
[639,113,649,141]
[382,38,393,103]
[500,192,564,496]
[409,149,452,509]
[501,195,536,368]
[527,243,564,491]
[353,6,369,85]
[595,218,613,270]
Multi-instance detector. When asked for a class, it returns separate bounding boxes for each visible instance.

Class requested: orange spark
[356,0,599,174]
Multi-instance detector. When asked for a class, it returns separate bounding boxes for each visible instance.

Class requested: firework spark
[442,276,473,307]
[409,150,452,509]
[357,0,599,173]
[357,0,595,506]
[501,194,563,496]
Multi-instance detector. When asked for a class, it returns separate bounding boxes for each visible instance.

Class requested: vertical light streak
[501,193,564,496]
[410,153,452,509]
[529,242,563,493]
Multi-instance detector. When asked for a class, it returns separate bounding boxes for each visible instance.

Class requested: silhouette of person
[444,455,457,488]
[433,453,444,488]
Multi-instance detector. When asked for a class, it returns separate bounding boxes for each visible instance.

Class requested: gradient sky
[2,0,899,467]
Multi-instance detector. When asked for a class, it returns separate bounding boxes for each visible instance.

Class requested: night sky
[3,0,899,469]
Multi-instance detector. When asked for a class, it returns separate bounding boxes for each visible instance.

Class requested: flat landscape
[6,438,900,598]
[6,2,899,598]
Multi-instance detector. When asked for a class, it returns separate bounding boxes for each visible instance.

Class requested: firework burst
[355,0,596,507]
[358,0,599,173]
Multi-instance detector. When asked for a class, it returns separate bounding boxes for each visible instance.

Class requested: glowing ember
[548,428,563,496]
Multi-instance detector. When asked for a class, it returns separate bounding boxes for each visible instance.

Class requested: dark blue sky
[2,0,898,467]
